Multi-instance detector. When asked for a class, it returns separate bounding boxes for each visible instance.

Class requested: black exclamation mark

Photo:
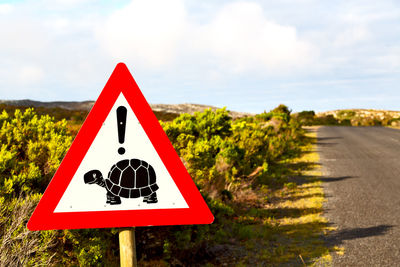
[116,106,127,155]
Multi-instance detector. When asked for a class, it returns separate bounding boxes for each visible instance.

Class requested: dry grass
[0,196,57,267]
[228,128,344,266]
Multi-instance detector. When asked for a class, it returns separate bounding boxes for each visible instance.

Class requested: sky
[0,0,399,113]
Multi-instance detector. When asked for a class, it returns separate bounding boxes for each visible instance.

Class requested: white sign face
[55,93,188,212]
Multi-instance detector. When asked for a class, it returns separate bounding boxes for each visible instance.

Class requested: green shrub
[161,106,302,193]
[295,111,316,126]
[0,109,72,199]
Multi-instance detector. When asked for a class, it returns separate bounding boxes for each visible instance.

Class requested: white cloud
[334,24,370,47]
[49,18,70,31]
[96,0,187,68]
[372,46,400,72]
[53,0,93,4]
[38,0,96,9]
[96,0,316,74]
[195,2,315,74]
[332,9,373,47]
[0,17,50,61]
[0,4,13,14]
[18,66,44,84]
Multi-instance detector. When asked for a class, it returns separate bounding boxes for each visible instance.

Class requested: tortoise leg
[106,191,111,204]
[143,196,149,203]
[108,193,121,205]
[145,192,158,204]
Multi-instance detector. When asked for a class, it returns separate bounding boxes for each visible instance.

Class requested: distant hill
[317,109,400,120]
[294,108,400,127]
[0,99,251,119]
[150,103,252,118]
[312,109,400,127]
[0,99,95,111]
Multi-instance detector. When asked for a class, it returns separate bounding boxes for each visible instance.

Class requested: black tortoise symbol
[84,159,159,205]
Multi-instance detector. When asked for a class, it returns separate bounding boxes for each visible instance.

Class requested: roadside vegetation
[0,104,337,266]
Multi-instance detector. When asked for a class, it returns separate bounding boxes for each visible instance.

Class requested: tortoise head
[84,170,103,184]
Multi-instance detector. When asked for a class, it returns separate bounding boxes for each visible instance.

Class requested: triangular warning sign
[28,63,214,230]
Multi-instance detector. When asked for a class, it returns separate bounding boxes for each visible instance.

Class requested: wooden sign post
[119,228,137,267]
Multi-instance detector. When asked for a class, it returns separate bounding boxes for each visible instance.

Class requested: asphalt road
[317,126,400,266]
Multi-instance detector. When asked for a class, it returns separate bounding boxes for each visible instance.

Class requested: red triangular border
[28,63,214,230]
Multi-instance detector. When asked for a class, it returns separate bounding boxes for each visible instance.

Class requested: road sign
[28,63,214,230]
